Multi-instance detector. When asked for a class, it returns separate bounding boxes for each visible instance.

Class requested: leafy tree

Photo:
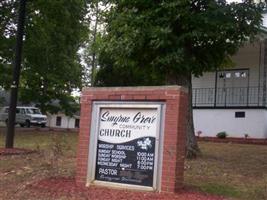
[96,49,165,86]
[0,0,88,115]
[81,0,110,87]
[96,0,263,158]
[0,0,17,89]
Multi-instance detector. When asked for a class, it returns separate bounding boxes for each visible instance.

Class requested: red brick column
[76,86,188,193]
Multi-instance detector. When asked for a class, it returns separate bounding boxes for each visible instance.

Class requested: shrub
[216,131,227,139]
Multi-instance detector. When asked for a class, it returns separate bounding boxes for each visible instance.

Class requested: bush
[216,131,227,139]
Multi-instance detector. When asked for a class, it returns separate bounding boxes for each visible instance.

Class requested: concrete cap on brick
[82,85,188,93]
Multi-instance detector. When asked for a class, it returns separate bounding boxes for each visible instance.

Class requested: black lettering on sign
[99,129,131,138]
[100,111,130,125]
[133,112,156,124]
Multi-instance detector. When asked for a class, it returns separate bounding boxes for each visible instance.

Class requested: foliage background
[0,0,88,115]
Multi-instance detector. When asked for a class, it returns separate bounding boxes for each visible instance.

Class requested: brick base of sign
[76,86,188,193]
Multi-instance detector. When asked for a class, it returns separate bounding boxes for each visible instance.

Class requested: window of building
[75,119,80,128]
[234,72,240,78]
[56,116,62,126]
[218,69,248,79]
[235,111,245,118]
[225,72,231,78]
[240,72,247,78]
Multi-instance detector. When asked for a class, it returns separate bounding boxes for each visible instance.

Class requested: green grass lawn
[185,142,267,200]
[0,129,267,200]
[1,130,76,151]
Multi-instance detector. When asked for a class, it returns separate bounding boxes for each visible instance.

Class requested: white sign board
[98,108,158,143]
[87,102,165,191]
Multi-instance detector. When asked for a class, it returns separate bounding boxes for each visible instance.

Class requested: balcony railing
[192,87,266,108]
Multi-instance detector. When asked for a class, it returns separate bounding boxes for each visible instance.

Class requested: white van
[0,106,47,127]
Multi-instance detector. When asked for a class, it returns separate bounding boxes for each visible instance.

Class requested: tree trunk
[5,0,27,148]
[91,2,99,87]
[166,72,200,159]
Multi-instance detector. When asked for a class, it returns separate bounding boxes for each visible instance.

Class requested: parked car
[0,106,47,127]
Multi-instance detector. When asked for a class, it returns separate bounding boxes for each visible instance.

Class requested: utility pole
[5,0,27,148]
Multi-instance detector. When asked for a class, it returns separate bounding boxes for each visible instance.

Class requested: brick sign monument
[76,86,188,193]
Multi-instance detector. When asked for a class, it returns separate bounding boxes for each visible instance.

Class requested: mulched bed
[198,136,267,145]
[27,177,228,200]
[0,148,36,156]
